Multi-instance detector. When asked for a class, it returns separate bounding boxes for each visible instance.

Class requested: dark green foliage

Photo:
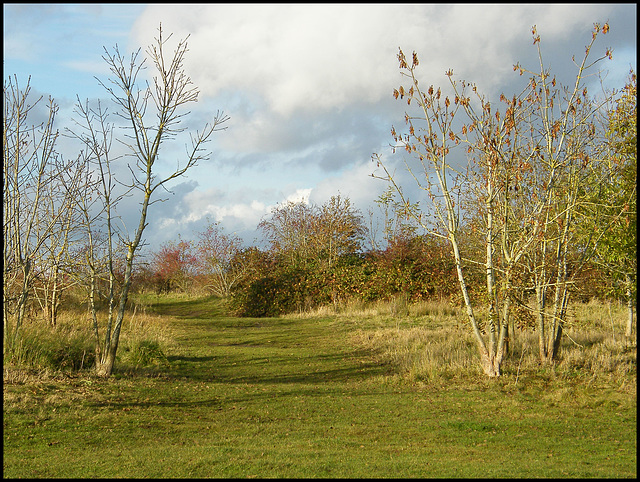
[232,267,312,317]
[228,235,467,317]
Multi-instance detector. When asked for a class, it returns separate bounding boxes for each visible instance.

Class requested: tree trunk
[479,347,501,378]
[49,267,59,327]
[535,285,548,361]
[450,232,501,377]
[95,346,117,377]
[625,273,634,338]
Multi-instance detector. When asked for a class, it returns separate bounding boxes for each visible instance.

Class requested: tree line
[4,22,635,378]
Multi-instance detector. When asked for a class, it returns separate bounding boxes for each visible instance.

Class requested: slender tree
[512,24,614,362]
[73,24,229,376]
[3,76,67,353]
[373,22,615,376]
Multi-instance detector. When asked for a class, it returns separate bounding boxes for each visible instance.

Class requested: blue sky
[4,4,637,253]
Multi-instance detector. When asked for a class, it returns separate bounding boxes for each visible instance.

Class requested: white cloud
[286,188,312,205]
[131,5,421,116]
[132,4,619,117]
[309,159,387,210]
[149,183,319,246]
[6,3,632,253]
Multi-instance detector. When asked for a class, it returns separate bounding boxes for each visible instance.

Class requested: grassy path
[3,296,637,477]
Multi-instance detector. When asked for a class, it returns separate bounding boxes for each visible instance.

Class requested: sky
[3,3,637,254]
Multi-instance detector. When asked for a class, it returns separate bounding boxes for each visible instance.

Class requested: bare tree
[73,24,229,376]
[195,221,245,297]
[3,76,65,353]
[32,152,86,327]
[259,201,318,269]
[67,97,124,360]
[313,195,366,269]
[259,196,366,271]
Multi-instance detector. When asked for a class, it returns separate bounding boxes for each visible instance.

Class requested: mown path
[3,296,637,478]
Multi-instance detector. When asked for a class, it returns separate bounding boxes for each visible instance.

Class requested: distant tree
[313,195,367,268]
[259,201,317,269]
[195,220,245,297]
[370,186,421,250]
[259,195,366,269]
[151,240,197,293]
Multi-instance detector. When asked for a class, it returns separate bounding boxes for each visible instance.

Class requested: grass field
[3,294,637,478]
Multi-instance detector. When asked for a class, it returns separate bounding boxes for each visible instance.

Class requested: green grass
[3,295,636,478]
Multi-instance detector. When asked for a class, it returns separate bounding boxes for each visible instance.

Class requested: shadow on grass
[114,294,394,410]
[146,294,227,319]
[226,362,392,386]
[164,351,391,385]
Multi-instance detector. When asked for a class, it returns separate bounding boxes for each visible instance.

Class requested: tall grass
[5,317,95,373]
[290,296,636,387]
[3,295,176,380]
[295,295,459,320]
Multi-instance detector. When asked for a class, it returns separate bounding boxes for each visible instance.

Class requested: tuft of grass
[3,294,178,379]
[120,339,168,368]
[351,324,480,382]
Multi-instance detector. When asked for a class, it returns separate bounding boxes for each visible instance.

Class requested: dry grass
[290,295,459,321]
[3,295,177,382]
[291,296,636,387]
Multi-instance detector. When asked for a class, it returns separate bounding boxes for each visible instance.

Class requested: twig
[514,345,527,387]
[563,331,584,348]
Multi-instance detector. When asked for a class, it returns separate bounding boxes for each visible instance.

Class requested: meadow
[3,294,636,478]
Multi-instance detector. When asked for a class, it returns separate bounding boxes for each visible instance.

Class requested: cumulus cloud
[5,3,633,252]
[132,4,618,114]
[122,4,638,247]
[128,4,629,168]
[146,181,319,246]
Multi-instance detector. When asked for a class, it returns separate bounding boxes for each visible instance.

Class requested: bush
[230,266,315,317]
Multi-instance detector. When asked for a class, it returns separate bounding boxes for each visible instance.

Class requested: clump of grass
[109,300,175,372]
[389,293,410,317]
[289,297,384,319]
[4,295,178,380]
[120,339,168,367]
[352,323,479,382]
[5,318,95,373]
[292,296,460,325]
[409,298,459,318]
